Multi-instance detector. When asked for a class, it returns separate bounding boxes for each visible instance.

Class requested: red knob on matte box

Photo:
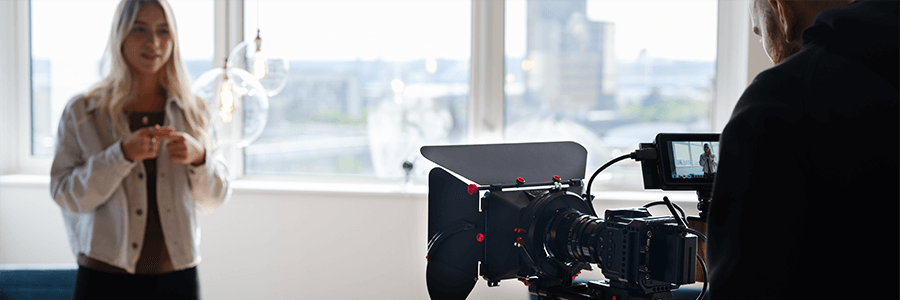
[467,184,478,195]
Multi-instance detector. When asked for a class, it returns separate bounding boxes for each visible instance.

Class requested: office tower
[525,0,616,111]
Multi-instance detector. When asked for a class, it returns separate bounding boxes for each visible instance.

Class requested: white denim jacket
[50,94,231,274]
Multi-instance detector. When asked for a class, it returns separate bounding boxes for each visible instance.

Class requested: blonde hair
[86,0,208,143]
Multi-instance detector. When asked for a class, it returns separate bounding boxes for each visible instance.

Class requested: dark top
[127,111,174,274]
[707,1,898,299]
[77,111,175,275]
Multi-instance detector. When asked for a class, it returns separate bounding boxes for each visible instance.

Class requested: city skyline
[29,0,718,180]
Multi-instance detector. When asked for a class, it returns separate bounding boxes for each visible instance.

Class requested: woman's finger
[152,138,162,152]
[169,133,185,143]
[166,139,182,149]
[169,150,187,163]
[142,127,155,138]
[151,129,175,140]
[142,134,153,152]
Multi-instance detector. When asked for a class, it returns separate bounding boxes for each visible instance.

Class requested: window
[30,0,214,156]
[19,0,727,190]
[505,0,718,191]
[241,0,471,179]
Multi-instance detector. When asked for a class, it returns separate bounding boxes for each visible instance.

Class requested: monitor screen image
[668,141,719,180]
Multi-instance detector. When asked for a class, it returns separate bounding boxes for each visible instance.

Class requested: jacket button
[138,173,143,180]
[189,169,195,175]
[136,209,143,216]
[132,242,138,249]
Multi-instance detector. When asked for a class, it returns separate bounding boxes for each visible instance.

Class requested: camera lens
[545,208,605,264]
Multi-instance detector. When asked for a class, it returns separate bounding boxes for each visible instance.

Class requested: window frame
[1,0,40,175]
[2,0,761,183]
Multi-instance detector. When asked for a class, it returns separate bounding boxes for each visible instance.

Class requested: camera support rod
[464,177,583,194]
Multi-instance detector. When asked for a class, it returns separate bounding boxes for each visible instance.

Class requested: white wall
[0,175,701,300]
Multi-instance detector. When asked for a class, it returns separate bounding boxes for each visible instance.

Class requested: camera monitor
[640,133,720,191]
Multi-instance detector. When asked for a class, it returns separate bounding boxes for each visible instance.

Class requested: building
[525,0,617,111]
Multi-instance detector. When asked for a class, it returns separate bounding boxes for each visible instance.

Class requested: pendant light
[191,61,269,149]
[226,0,289,97]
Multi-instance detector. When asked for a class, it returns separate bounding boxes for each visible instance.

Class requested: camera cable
[583,153,632,215]
[643,200,687,221]
[584,149,659,215]
[662,196,708,300]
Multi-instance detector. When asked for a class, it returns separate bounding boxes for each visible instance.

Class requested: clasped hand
[122,125,205,165]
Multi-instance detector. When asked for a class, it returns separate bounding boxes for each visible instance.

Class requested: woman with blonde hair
[699,143,717,179]
[49,0,230,298]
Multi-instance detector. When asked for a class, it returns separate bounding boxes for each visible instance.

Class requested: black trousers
[72,266,199,300]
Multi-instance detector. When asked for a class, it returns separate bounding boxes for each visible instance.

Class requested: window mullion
[1,0,37,175]
[214,0,246,177]
[713,0,768,132]
[468,0,505,143]
[214,0,244,68]
[0,0,18,174]
[712,0,748,133]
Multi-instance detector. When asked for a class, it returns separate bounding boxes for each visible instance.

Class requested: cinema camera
[423,133,719,300]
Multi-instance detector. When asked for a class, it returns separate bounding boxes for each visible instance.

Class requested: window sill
[0,174,428,198]
[0,173,701,203]
[230,176,430,197]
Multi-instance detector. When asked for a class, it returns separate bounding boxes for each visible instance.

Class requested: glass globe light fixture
[192,64,269,149]
[227,30,289,97]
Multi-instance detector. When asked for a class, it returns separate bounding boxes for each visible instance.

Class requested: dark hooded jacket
[708,1,898,299]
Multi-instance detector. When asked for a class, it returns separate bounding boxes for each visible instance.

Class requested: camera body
[494,189,697,299]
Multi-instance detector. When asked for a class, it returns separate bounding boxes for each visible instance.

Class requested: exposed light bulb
[252,32,267,80]
[426,58,437,74]
[391,78,405,104]
[192,65,269,150]
[219,78,235,123]
[391,79,405,94]
[522,59,534,72]
[252,54,267,80]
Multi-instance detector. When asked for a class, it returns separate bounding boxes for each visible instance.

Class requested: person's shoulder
[61,90,106,120]
[62,94,90,114]
[724,54,818,139]
[746,44,821,97]
[733,61,806,116]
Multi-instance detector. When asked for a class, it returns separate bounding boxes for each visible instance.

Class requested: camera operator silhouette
[707,1,898,299]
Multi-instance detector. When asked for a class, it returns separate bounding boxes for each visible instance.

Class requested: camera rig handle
[688,189,711,284]
[695,189,711,220]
